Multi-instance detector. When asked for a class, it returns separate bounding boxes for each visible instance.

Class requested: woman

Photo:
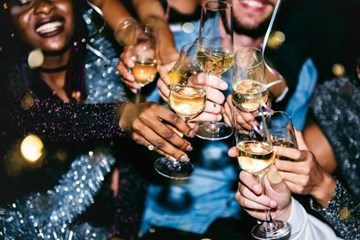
[0,0,195,239]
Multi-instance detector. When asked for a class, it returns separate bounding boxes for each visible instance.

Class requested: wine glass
[195,0,234,141]
[232,47,268,113]
[154,41,207,180]
[233,106,292,239]
[267,111,298,161]
[129,24,158,103]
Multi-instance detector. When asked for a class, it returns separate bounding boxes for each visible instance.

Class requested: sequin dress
[309,73,360,239]
[0,5,146,240]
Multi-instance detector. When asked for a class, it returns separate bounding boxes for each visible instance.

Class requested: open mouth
[35,17,65,37]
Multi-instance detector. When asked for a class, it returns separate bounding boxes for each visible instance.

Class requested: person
[0,0,199,239]
[116,0,352,237]
[229,129,359,239]
[235,164,341,240]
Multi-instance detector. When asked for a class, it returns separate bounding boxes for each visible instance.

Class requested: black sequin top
[309,73,360,239]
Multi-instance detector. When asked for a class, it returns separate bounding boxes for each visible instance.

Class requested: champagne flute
[129,24,158,103]
[154,41,207,180]
[233,106,292,239]
[267,111,298,161]
[232,47,268,113]
[195,0,234,141]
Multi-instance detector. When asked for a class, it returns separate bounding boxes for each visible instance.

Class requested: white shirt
[288,198,343,240]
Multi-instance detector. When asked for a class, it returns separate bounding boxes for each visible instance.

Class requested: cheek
[12,16,36,47]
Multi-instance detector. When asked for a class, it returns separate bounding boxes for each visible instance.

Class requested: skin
[8,0,195,162]
[229,130,337,210]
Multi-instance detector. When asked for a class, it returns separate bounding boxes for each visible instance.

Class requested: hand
[117,46,140,93]
[274,130,336,207]
[235,165,292,221]
[224,95,258,134]
[158,68,228,123]
[119,102,195,161]
[189,73,228,123]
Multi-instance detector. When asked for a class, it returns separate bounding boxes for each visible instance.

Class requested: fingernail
[169,156,177,162]
[186,145,193,151]
[268,170,283,184]
[188,130,196,138]
[180,155,190,162]
[220,81,228,89]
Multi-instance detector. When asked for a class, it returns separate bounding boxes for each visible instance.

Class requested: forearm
[4,99,127,142]
[132,0,178,64]
[90,0,134,31]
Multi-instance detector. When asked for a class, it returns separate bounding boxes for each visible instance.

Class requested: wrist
[114,17,139,46]
[312,173,336,208]
[117,101,133,131]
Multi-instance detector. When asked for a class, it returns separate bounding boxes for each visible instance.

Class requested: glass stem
[136,86,142,103]
[258,175,276,226]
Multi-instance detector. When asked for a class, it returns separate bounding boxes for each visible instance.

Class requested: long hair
[0,0,88,102]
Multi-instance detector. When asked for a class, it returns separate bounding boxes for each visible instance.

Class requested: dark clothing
[266,0,355,110]
[309,73,360,239]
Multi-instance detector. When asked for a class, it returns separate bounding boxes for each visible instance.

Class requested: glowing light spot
[267,31,285,50]
[20,135,44,162]
[332,63,345,77]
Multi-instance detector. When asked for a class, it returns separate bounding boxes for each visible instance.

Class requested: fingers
[227,146,237,158]
[294,130,309,150]
[117,48,141,93]
[233,108,255,132]
[200,73,228,91]
[131,116,192,161]
[157,75,170,102]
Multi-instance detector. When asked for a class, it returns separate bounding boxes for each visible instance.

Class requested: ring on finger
[147,144,156,151]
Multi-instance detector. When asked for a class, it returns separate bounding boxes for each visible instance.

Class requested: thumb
[267,165,287,193]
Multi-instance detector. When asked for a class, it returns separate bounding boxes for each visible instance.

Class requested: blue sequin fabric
[0,5,143,240]
[309,74,360,239]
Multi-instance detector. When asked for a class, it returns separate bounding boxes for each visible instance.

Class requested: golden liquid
[131,57,157,86]
[197,49,234,75]
[237,140,275,177]
[232,80,268,112]
[169,86,206,118]
[272,138,296,161]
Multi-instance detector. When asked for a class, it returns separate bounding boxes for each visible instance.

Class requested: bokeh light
[20,134,44,163]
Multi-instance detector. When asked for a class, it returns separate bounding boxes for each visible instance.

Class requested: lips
[35,16,65,37]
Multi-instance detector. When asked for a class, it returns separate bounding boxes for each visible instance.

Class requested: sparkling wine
[169,86,206,119]
[232,80,268,112]
[272,138,296,161]
[196,48,234,75]
[237,140,275,177]
[131,57,157,86]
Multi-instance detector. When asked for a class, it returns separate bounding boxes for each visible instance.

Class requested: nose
[33,0,55,15]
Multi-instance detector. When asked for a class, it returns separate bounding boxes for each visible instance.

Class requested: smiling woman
[0,0,195,239]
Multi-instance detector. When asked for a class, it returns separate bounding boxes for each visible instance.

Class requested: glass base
[154,157,194,180]
[195,121,233,141]
[252,220,291,239]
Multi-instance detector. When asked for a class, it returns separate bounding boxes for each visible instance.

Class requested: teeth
[243,0,264,9]
[36,21,62,34]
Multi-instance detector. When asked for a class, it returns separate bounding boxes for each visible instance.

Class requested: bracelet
[114,17,139,46]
